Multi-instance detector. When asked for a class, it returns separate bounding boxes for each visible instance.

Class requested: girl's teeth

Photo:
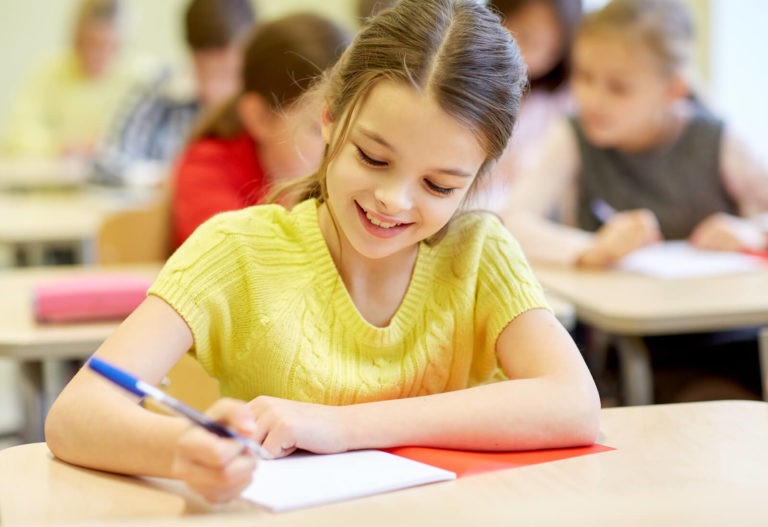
[366,211,399,229]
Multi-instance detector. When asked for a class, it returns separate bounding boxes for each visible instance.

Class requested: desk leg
[615,336,654,406]
[759,327,768,401]
[18,362,45,443]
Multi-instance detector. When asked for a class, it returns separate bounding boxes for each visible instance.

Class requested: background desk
[534,265,768,405]
[0,264,161,442]
[0,187,158,265]
[2,401,767,526]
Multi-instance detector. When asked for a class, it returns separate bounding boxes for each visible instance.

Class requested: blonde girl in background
[504,0,768,268]
[46,0,600,503]
[504,0,768,403]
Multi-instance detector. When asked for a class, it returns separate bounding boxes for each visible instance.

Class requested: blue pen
[88,356,270,459]
[590,198,618,224]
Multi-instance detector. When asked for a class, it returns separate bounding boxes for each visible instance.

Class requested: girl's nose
[373,177,413,213]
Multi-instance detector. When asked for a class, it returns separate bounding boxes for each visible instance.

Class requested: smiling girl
[46,0,600,503]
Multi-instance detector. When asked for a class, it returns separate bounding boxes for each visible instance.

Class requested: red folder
[384,444,614,477]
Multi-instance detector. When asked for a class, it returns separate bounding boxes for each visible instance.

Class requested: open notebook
[240,449,456,512]
[240,443,613,512]
[616,241,764,278]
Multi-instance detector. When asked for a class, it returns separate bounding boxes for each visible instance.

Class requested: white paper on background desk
[615,241,763,278]
[240,449,456,512]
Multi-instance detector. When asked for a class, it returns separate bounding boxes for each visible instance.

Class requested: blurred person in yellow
[1,0,152,161]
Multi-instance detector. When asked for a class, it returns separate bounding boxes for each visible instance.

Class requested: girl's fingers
[205,398,257,438]
[177,426,245,468]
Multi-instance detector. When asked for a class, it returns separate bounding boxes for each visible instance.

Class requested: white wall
[709,0,767,159]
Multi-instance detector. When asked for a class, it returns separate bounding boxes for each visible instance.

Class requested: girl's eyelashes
[425,179,455,195]
[354,144,456,196]
[355,146,387,167]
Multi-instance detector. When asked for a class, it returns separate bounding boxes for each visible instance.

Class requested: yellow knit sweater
[149,199,549,403]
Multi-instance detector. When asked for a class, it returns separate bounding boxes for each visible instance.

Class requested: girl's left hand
[246,396,351,459]
[689,212,766,251]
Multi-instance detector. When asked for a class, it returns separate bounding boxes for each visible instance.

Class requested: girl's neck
[318,202,418,327]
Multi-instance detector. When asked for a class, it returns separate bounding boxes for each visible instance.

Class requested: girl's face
[192,45,244,108]
[571,32,681,151]
[504,1,565,81]
[321,80,486,261]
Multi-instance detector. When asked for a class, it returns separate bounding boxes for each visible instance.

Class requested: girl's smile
[355,201,413,238]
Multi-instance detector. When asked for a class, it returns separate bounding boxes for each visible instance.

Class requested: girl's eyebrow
[356,127,474,179]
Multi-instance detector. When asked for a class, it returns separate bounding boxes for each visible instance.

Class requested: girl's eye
[425,179,455,195]
[355,146,387,167]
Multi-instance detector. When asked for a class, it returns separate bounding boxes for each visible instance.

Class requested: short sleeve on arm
[147,211,253,377]
[474,216,551,353]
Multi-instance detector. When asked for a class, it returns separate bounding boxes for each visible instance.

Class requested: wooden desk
[535,265,768,405]
[0,264,161,442]
[2,401,766,526]
[0,187,157,265]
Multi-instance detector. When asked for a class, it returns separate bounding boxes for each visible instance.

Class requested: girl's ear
[320,105,334,144]
[238,93,274,142]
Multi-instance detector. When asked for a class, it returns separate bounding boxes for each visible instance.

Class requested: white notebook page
[240,449,456,512]
[616,241,763,278]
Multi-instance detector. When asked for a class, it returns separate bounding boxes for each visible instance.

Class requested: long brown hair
[272,0,526,210]
[188,13,350,143]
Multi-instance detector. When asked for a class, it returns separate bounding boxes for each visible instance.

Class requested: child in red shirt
[171,14,350,247]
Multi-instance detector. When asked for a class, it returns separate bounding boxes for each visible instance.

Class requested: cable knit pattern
[149,199,550,403]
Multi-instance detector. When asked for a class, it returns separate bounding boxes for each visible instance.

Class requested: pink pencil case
[33,274,152,323]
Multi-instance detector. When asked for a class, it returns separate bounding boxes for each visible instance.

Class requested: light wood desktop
[534,264,768,405]
[1,400,766,527]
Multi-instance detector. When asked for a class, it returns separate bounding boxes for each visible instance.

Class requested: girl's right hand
[170,398,258,503]
[578,209,662,268]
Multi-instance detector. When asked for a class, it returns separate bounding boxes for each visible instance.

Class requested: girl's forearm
[45,378,189,478]
[341,377,600,452]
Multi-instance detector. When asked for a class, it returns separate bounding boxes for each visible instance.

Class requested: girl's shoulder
[200,199,316,239]
[440,210,521,255]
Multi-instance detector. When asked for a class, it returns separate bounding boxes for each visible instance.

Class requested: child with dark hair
[91,0,257,186]
[470,0,582,211]
[171,13,351,247]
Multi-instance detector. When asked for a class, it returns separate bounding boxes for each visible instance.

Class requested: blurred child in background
[504,0,768,267]
[468,0,581,211]
[91,0,256,187]
[171,13,350,247]
[505,0,768,402]
[2,0,150,160]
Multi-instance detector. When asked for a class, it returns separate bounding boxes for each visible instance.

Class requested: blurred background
[0,0,764,154]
